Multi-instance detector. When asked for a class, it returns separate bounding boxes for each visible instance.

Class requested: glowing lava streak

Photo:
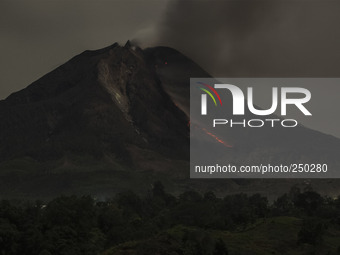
[188,122,232,148]
[202,128,233,148]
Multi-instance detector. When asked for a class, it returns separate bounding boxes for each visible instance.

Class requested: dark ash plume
[157,0,340,77]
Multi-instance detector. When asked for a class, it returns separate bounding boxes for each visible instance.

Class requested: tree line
[0,182,339,255]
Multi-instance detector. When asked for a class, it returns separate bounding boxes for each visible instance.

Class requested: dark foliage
[0,184,339,254]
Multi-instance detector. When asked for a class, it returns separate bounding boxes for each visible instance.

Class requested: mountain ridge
[0,42,189,163]
[0,42,339,199]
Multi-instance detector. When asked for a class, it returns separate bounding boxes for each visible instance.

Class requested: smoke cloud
[157,0,340,77]
[157,0,340,138]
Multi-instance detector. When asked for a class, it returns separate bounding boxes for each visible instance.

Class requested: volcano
[0,42,196,198]
[0,42,339,199]
[0,42,189,162]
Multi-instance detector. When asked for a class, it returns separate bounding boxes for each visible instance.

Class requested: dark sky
[158,0,340,138]
[159,0,340,78]
[1,0,340,138]
[0,0,166,99]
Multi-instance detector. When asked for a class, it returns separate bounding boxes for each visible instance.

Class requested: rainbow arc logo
[197,82,222,115]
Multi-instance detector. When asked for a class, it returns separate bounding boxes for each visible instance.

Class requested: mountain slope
[0,43,188,163]
[0,42,339,199]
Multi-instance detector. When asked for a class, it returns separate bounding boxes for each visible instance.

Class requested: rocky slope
[0,42,339,199]
[0,42,189,163]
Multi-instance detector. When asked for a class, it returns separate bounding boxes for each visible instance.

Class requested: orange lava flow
[202,128,233,148]
[188,121,233,148]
